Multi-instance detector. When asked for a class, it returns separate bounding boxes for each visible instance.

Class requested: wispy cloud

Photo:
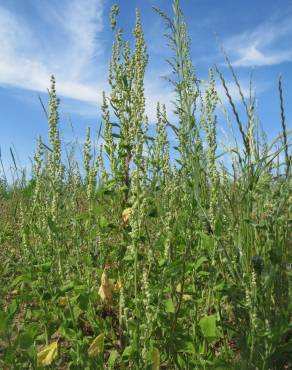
[225,12,292,67]
[0,0,177,123]
[0,0,105,103]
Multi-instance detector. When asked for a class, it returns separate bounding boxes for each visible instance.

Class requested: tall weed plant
[0,1,291,369]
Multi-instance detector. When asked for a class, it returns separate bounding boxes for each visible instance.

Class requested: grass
[0,1,291,369]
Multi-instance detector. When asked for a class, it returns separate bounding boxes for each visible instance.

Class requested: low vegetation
[0,1,291,369]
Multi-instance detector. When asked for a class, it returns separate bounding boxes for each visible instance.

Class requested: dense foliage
[0,1,291,369]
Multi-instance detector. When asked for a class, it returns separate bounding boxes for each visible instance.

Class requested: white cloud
[216,80,252,104]
[0,0,105,103]
[0,0,176,122]
[225,13,292,67]
[233,46,292,67]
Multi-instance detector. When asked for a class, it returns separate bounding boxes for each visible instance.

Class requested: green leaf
[146,135,155,142]
[200,233,214,250]
[104,145,111,157]
[47,216,58,234]
[178,341,195,354]
[17,332,34,349]
[177,353,187,368]
[164,298,175,313]
[8,300,17,318]
[108,349,119,368]
[0,310,9,332]
[198,271,210,276]
[122,75,128,87]
[88,333,104,358]
[152,347,160,370]
[10,275,25,287]
[99,216,108,229]
[148,208,158,217]
[199,315,217,339]
[36,262,52,272]
[77,292,89,310]
[194,256,208,271]
[59,325,76,340]
[123,252,134,262]
[110,122,121,128]
[122,345,134,357]
[59,282,74,294]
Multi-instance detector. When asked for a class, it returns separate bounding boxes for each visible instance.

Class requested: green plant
[0,1,291,369]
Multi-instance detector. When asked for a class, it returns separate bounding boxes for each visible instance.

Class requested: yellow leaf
[98,270,113,304]
[182,294,192,302]
[88,333,104,358]
[152,347,160,370]
[58,296,68,306]
[98,284,112,303]
[37,341,58,367]
[122,207,132,224]
[114,279,122,291]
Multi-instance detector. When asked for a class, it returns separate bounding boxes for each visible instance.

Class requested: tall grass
[0,1,291,369]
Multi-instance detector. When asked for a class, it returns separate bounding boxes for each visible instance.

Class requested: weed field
[0,1,291,369]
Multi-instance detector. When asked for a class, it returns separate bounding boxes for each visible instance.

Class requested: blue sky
[0,0,291,179]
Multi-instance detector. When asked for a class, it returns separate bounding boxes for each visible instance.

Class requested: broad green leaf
[158,258,166,267]
[122,345,134,357]
[177,353,187,368]
[200,232,214,250]
[17,332,34,349]
[59,325,76,340]
[123,253,134,262]
[178,341,195,354]
[152,347,160,370]
[59,282,74,294]
[164,298,175,313]
[199,315,217,339]
[99,216,108,228]
[35,262,52,272]
[77,292,89,310]
[88,333,104,358]
[8,300,17,317]
[37,341,58,367]
[108,349,119,368]
[194,256,208,271]
[0,310,9,332]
